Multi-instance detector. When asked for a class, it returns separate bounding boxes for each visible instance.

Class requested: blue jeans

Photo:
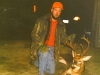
[34,47,55,75]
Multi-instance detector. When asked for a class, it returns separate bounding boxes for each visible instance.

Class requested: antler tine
[66,41,77,56]
[80,38,90,56]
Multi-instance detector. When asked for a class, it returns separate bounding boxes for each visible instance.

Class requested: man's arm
[31,19,42,57]
[60,24,68,44]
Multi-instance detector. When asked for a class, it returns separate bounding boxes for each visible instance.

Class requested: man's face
[51,8,62,20]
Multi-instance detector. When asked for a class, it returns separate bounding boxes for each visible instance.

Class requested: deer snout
[71,66,75,69]
[71,64,76,69]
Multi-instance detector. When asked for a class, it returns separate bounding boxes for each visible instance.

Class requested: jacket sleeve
[31,19,42,53]
[60,23,68,44]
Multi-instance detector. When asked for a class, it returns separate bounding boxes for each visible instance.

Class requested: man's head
[51,2,63,20]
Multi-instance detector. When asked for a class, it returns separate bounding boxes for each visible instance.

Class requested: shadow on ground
[0,40,100,75]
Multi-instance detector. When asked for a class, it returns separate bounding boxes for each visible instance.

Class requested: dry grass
[0,40,39,75]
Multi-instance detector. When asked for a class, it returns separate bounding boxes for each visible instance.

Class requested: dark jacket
[31,13,67,60]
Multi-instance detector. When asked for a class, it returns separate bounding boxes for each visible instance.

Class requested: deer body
[59,38,92,75]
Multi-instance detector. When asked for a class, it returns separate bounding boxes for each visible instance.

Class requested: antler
[80,38,90,56]
[66,41,77,57]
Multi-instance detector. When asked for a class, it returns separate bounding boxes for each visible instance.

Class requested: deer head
[61,38,92,75]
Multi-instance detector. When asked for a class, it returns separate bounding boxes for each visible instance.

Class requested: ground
[0,40,100,75]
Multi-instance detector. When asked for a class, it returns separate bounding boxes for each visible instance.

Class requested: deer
[59,38,92,75]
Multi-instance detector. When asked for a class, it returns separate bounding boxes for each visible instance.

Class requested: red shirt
[45,20,58,46]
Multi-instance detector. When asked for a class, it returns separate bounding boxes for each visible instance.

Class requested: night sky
[0,0,95,40]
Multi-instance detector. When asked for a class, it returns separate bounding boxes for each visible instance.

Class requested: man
[31,2,68,75]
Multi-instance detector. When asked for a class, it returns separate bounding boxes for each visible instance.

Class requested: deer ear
[82,56,92,61]
[59,57,67,65]
[72,50,75,57]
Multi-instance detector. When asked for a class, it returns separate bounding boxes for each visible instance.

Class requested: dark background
[0,0,95,40]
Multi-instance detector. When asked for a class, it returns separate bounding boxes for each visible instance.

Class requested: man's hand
[38,42,43,46]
